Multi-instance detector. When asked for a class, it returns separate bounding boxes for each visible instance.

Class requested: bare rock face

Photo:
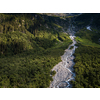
[50,35,77,88]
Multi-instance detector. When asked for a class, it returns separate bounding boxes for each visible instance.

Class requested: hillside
[72,13,100,31]
[1,13,100,88]
[0,13,73,88]
[71,13,100,88]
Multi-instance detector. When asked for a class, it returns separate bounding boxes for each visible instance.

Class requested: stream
[61,35,77,88]
[50,21,78,88]
[50,14,92,88]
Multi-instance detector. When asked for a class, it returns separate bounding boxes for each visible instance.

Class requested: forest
[0,13,72,87]
[71,17,100,88]
[1,13,100,88]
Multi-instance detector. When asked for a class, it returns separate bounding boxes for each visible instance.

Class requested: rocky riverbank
[50,35,77,88]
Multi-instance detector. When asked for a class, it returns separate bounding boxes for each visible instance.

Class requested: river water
[50,23,78,88]
[50,34,77,88]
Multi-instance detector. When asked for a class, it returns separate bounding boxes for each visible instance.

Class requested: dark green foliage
[0,13,72,88]
[71,13,100,88]
[72,45,100,88]
[75,28,100,45]
[72,24,100,88]
[58,33,69,42]
[73,13,100,31]
[51,71,56,76]
[73,13,92,30]
[70,46,74,49]
[0,40,71,88]
[34,37,56,49]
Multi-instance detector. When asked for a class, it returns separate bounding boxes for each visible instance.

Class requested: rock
[58,82,68,88]
[50,35,77,88]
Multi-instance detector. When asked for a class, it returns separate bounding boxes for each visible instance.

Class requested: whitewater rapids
[50,35,77,88]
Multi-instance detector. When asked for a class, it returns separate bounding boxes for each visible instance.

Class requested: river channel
[50,27,77,88]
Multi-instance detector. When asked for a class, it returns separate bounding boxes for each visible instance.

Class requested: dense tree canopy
[0,13,72,88]
[71,27,100,88]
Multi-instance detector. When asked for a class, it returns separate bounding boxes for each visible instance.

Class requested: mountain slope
[71,13,100,88]
[0,13,72,88]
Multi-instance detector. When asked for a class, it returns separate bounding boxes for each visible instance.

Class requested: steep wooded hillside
[0,13,73,88]
[71,13,100,88]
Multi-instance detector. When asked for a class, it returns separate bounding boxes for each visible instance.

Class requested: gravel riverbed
[50,35,77,88]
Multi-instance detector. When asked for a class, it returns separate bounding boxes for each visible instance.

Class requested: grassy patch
[75,37,100,48]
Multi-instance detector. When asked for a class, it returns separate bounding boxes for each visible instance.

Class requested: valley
[0,13,100,88]
[50,19,77,88]
[50,35,77,88]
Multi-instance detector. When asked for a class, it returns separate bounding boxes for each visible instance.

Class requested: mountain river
[50,30,77,88]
